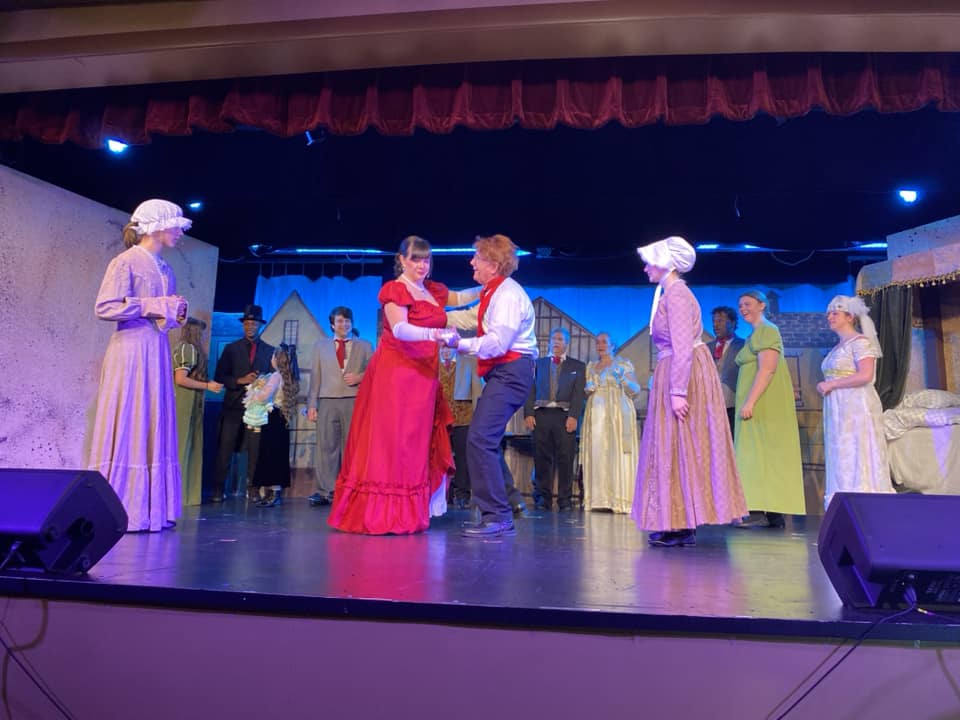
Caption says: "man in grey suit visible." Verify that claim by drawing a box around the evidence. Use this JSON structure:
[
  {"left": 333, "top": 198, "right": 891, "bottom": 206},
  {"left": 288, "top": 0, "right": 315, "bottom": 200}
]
[
  {"left": 306, "top": 306, "right": 373, "bottom": 506},
  {"left": 706, "top": 305, "right": 745, "bottom": 435}
]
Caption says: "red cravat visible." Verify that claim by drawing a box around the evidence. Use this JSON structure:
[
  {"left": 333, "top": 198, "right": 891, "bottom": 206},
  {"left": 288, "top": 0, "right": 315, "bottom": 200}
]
[
  {"left": 335, "top": 339, "right": 347, "bottom": 369},
  {"left": 552, "top": 356, "right": 562, "bottom": 365},
  {"left": 248, "top": 340, "right": 256, "bottom": 365},
  {"left": 714, "top": 337, "right": 727, "bottom": 360}
]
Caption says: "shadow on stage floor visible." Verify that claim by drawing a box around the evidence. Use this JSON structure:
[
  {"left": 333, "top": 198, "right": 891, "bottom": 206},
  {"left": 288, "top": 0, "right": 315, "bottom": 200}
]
[{"left": 2, "top": 500, "right": 958, "bottom": 642}]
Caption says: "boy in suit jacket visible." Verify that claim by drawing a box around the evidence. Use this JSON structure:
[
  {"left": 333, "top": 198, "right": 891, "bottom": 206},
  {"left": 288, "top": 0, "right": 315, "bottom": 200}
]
[
  {"left": 706, "top": 306, "right": 745, "bottom": 435},
  {"left": 212, "top": 304, "right": 275, "bottom": 502},
  {"left": 306, "top": 306, "right": 373, "bottom": 505},
  {"left": 523, "top": 327, "right": 586, "bottom": 511}
]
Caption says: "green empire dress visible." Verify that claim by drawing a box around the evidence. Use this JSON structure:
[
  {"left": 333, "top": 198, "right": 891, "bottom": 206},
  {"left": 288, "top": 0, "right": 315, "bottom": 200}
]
[
  {"left": 172, "top": 341, "right": 206, "bottom": 507},
  {"left": 733, "top": 321, "right": 806, "bottom": 515}
]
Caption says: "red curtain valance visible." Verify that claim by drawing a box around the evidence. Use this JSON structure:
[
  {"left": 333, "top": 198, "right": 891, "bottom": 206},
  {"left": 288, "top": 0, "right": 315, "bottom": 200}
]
[{"left": 3, "top": 53, "right": 960, "bottom": 147}]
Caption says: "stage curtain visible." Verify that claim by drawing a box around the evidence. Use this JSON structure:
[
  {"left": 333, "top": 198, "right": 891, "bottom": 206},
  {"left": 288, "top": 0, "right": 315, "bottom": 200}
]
[
  {"left": 869, "top": 285, "right": 913, "bottom": 410},
  {"left": 3, "top": 53, "right": 960, "bottom": 147}
]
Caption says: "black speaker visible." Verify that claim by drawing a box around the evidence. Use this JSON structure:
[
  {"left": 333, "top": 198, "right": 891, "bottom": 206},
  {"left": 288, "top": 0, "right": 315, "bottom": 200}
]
[
  {"left": 0, "top": 469, "right": 127, "bottom": 575},
  {"left": 818, "top": 492, "right": 960, "bottom": 608}
]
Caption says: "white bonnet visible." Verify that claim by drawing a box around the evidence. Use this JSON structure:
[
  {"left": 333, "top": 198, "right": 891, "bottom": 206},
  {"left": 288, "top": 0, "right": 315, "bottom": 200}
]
[
  {"left": 130, "top": 199, "right": 192, "bottom": 236},
  {"left": 637, "top": 235, "right": 696, "bottom": 273},
  {"left": 827, "top": 294, "right": 869, "bottom": 317}
]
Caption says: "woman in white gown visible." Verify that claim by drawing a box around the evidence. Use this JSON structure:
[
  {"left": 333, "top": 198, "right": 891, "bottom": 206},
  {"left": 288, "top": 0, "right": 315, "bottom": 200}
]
[
  {"left": 816, "top": 295, "right": 892, "bottom": 508},
  {"left": 581, "top": 332, "right": 641, "bottom": 513}
]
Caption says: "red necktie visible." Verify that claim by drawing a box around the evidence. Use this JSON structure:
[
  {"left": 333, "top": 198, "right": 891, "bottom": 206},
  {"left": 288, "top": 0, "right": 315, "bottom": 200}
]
[
  {"left": 714, "top": 337, "right": 726, "bottom": 360},
  {"left": 552, "top": 356, "right": 562, "bottom": 365},
  {"left": 335, "top": 339, "right": 346, "bottom": 369},
  {"left": 248, "top": 341, "right": 256, "bottom": 365}
]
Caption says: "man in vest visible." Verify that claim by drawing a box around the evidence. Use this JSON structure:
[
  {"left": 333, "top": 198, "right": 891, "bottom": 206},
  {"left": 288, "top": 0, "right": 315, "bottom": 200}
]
[
  {"left": 446, "top": 234, "right": 538, "bottom": 538},
  {"left": 523, "top": 327, "right": 586, "bottom": 511}
]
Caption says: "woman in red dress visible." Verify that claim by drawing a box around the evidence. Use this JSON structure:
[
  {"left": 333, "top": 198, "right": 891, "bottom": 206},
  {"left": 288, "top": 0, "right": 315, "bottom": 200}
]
[{"left": 328, "top": 236, "right": 478, "bottom": 534}]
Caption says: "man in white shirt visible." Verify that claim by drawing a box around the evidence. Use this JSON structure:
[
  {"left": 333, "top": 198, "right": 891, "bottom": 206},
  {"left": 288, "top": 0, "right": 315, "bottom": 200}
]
[{"left": 447, "top": 234, "right": 538, "bottom": 538}]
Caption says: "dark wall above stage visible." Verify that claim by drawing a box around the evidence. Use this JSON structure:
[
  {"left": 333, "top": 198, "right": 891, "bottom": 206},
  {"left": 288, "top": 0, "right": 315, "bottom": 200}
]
[{"left": 5, "top": 104, "right": 960, "bottom": 309}]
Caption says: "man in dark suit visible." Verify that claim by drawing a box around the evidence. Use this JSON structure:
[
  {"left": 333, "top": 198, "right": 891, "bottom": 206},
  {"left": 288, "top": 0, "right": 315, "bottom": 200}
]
[
  {"left": 523, "top": 327, "right": 586, "bottom": 511},
  {"left": 211, "top": 304, "right": 275, "bottom": 502},
  {"left": 706, "top": 305, "right": 745, "bottom": 435}
]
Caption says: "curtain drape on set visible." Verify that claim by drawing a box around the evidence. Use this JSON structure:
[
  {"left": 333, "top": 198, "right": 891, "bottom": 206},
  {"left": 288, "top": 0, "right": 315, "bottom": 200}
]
[
  {"left": 869, "top": 285, "right": 913, "bottom": 410},
  {"left": 4, "top": 53, "right": 960, "bottom": 147}
]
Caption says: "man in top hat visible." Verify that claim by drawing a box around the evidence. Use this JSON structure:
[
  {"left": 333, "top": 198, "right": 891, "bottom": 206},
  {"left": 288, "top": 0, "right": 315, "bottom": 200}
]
[{"left": 211, "top": 304, "right": 275, "bottom": 502}]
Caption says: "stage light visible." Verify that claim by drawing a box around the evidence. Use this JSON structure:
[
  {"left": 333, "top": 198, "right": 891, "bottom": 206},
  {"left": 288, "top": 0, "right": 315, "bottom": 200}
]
[
  {"left": 187, "top": 201, "right": 203, "bottom": 211},
  {"left": 258, "top": 246, "right": 533, "bottom": 258},
  {"left": 105, "top": 139, "right": 128, "bottom": 154},
  {"left": 245, "top": 244, "right": 536, "bottom": 261},
  {"left": 898, "top": 189, "right": 919, "bottom": 203},
  {"left": 432, "top": 246, "right": 532, "bottom": 257},
  {"left": 742, "top": 244, "right": 761, "bottom": 250},
  {"left": 295, "top": 247, "right": 385, "bottom": 255},
  {"left": 305, "top": 131, "right": 316, "bottom": 146},
  {"left": 857, "top": 242, "right": 888, "bottom": 250},
  {"left": 695, "top": 243, "right": 720, "bottom": 251}
]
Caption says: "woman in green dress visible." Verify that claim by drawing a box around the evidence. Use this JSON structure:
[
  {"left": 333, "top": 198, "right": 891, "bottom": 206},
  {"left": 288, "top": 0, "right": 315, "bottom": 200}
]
[
  {"left": 172, "top": 318, "right": 223, "bottom": 506},
  {"left": 734, "top": 290, "right": 805, "bottom": 528}
]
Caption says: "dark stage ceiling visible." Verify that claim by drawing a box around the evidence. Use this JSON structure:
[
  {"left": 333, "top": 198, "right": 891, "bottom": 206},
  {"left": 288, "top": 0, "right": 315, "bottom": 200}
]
[{"left": 4, "top": 104, "right": 960, "bottom": 310}]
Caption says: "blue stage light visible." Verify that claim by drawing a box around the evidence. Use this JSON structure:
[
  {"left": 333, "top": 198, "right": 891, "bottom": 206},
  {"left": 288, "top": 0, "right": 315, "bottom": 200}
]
[
  {"left": 187, "top": 201, "right": 203, "bottom": 211},
  {"left": 105, "top": 139, "right": 128, "bottom": 154},
  {"left": 898, "top": 189, "right": 919, "bottom": 203},
  {"left": 857, "top": 242, "right": 888, "bottom": 250},
  {"left": 695, "top": 243, "right": 719, "bottom": 251},
  {"left": 431, "top": 246, "right": 532, "bottom": 257},
  {"left": 267, "top": 246, "right": 533, "bottom": 257},
  {"left": 292, "top": 248, "right": 386, "bottom": 256}
]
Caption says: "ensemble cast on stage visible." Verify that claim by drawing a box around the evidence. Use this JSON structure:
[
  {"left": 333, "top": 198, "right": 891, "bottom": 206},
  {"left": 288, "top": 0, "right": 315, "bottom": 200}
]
[{"left": 88, "top": 198, "right": 896, "bottom": 538}]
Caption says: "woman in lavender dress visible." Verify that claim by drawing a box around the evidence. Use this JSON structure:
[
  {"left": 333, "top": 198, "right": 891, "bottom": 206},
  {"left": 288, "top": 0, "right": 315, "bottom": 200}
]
[
  {"left": 88, "top": 199, "right": 191, "bottom": 532},
  {"left": 631, "top": 236, "right": 747, "bottom": 547}
]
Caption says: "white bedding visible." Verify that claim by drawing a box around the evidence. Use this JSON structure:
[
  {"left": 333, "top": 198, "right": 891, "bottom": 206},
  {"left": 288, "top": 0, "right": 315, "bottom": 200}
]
[
  {"left": 884, "top": 390, "right": 960, "bottom": 493},
  {"left": 883, "top": 389, "right": 960, "bottom": 440},
  {"left": 887, "top": 425, "right": 960, "bottom": 494}
]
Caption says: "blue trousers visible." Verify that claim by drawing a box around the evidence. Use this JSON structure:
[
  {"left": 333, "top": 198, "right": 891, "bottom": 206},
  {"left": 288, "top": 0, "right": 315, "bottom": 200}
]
[{"left": 467, "top": 356, "right": 535, "bottom": 523}]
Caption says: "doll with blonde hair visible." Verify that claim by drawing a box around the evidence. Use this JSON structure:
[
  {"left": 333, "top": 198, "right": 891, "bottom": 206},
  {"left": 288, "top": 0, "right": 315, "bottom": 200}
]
[{"left": 243, "top": 345, "right": 300, "bottom": 507}]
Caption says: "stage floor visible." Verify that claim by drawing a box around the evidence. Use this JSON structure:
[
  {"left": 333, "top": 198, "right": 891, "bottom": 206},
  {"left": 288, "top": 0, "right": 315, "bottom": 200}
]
[{"left": 2, "top": 501, "right": 959, "bottom": 642}]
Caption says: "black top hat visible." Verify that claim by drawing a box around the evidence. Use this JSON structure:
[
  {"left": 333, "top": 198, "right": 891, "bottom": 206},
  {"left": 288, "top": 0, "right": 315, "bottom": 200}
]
[{"left": 239, "top": 304, "right": 266, "bottom": 324}]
